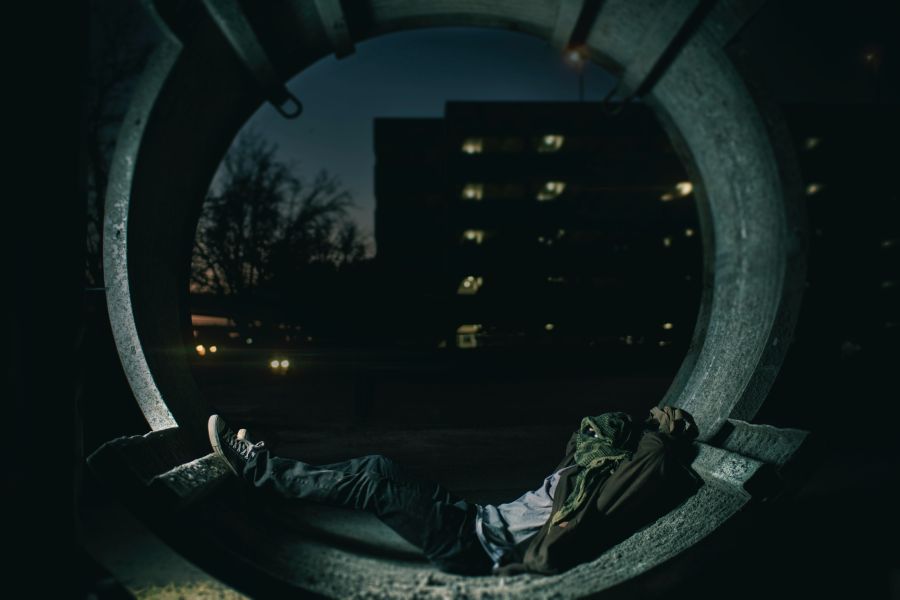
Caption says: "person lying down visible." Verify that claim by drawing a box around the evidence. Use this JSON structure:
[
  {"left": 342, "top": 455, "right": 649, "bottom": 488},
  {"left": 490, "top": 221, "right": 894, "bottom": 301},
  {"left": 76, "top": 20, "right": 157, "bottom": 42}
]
[{"left": 208, "top": 406, "right": 701, "bottom": 575}]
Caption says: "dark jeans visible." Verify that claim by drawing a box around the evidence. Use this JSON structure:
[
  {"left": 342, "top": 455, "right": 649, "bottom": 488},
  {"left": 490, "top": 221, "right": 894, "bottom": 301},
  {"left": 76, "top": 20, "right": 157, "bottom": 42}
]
[{"left": 241, "top": 449, "right": 493, "bottom": 575}]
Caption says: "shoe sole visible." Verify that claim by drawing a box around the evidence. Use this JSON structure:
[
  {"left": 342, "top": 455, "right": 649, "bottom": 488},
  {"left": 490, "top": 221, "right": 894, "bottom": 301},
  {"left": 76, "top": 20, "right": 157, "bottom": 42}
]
[{"left": 207, "top": 414, "right": 240, "bottom": 476}]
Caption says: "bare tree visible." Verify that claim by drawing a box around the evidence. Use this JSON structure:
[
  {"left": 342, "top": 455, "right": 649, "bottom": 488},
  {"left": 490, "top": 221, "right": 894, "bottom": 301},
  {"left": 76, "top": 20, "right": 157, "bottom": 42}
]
[{"left": 191, "top": 131, "right": 366, "bottom": 307}]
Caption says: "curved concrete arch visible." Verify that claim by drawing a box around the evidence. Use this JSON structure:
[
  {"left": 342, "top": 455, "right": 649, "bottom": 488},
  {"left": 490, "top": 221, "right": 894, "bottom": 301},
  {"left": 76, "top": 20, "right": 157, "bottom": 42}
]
[{"left": 101, "top": 0, "right": 807, "bottom": 596}]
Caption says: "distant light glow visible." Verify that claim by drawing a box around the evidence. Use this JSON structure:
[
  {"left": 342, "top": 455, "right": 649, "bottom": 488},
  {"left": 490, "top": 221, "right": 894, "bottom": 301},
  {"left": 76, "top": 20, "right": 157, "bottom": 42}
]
[
  {"left": 564, "top": 46, "right": 587, "bottom": 67},
  {"left": 662, "top": 322, "right": 674, "bottom": 330},
  {"left": 191, "top": 314, "right": 231, "bottom": 327},
  {"left": 537, "top": 181, "right": 566, "bottom": 201},
  {"left": 462, "top": 229, "right": 485, "bottom": 244},
  {"left": 882, "top": 239, "right": 897, "bottom": 248},
  {"left": 245, "top": 338, "right": 253, "bottom": 345},
  {"left": 660, "top": 192, "right": 675, "bottom": 202},
  {"left": 228, "top": 331, "right": 240, "bottom": 339},
  {"left": 544, "top": 323, "right": 555, "bottom": 331},
  {"left": 684, "top": 228, "right": 695, "bottom": 238},
  {"left": 280, "top": 359, "right": 290, "bottom": 368},
  {"left": 663, "top": 236, "right": 673, "bottom": 248},
  {"left": 805, "top": 183, "right": 824, "bottom": 195},
  {"left": 209, "top": 345, "right": 218, "bottom": 353},
  {"left": 658, "top": 340, "right": 671, "bottom": 347},
  {"left": 537, "top": 134, "right": 565, "bottom": 153},
  {"left": 461, "top": 138, "right": 483, "bottom": 154},
  {"left": 546, "top": 275, "right": 566, "bottom": 284},
  {"left": 270, "top": 359, "right": 280, "bottom": 368},
  {"left": 882, "top": 280, "right": 897, "bottom": 289},
  {"left": 804, "top": 137, "right": 821, "bottom": 150},
  {"left": 462, "top": 183, "right": 484, "bottom": 201},
  {"left": 675, "top": 181, "right": 693, "bottom": 197},
  {"left": 195, "top": 344, "right": 206, "bottom": 357}
]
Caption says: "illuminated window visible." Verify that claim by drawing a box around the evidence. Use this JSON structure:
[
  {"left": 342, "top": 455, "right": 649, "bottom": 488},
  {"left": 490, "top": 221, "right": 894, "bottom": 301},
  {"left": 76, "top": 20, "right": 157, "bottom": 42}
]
[
  {"left": 461, "top": 229, "right": 485, "bottom": 244},
  {"left": 662, "top": 236, "right": 673, "bottom": 248},
  {"left": 461, "top": 183, "right": 484, "bottom": 201},
  {"left": 537, "top": 181, "right": 566, "bottom": 201},
  {"left": 675, "top": 181, "right": 693, "bottom": 197},
  {"left": 662, "top": 322, "right": 674, "bottom": 330},
  {"left": 805, "top": 183, "right": 825, "bottom": 196},
  {"left": 456, "top": 324, "right": 482, "bottom": 349},
  {"left": 804, "top": 137, "right": 821, "bottom": 150},
  {"left": 537, "top": 134, "right": 565, "bottom": 153},
  {"left": 457, "top": 275, "right": 484, "bottom": 295},
  {"left": 461, "top": 138, "right": 483, "bottom": 154}
]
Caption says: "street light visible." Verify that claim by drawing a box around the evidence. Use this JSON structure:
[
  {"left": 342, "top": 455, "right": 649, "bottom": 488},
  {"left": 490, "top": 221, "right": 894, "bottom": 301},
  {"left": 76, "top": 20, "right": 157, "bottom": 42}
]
[{"left": 563, "top": 45, "right": 587, "bottom": 102}]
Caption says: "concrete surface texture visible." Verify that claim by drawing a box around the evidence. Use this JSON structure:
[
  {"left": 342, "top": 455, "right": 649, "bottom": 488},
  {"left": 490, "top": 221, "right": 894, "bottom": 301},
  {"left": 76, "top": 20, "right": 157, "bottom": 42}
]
[{"left": 97, "top": 0, "right": 809, "bottom": 596}]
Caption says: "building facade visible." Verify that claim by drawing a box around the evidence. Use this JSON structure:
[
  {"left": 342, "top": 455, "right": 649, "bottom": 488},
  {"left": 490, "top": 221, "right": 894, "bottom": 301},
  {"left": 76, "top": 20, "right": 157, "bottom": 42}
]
[{"left": 374, "top": 101, "right": 703, "bottom": 361}]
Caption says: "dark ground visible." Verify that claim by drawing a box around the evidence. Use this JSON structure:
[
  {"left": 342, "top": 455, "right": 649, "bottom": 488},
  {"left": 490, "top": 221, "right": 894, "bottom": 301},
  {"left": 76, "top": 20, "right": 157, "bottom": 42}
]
[{"left": 73, "top": 299, "right": 900, "bottom": 598}]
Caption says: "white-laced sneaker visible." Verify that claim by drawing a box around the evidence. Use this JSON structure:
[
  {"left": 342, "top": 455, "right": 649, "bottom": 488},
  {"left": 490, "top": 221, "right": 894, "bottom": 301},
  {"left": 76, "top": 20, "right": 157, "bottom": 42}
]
[{"left": 207, "top": 414, "right": 266, "bottom": 476}]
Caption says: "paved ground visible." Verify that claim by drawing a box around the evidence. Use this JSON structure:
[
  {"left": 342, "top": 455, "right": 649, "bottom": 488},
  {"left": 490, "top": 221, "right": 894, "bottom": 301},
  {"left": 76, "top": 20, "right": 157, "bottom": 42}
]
[{"left": 79, "top": 356, "right": 900, "bottom": 599}]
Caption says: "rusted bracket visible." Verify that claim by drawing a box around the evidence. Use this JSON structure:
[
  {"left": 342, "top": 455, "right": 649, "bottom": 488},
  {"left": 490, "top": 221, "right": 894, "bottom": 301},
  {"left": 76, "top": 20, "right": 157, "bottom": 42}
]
[
  {"left": 201, "top": 0, "right": 303, "bottom": 118},
  {"left": 311, "top": 0, "right": 355, "bottom": 59}
]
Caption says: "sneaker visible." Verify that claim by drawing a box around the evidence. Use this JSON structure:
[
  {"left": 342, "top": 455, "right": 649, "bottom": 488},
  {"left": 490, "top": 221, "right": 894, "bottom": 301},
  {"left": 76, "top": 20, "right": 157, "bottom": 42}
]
[{"left": 208, "top": 414, "right": 266, "bottom": 476}]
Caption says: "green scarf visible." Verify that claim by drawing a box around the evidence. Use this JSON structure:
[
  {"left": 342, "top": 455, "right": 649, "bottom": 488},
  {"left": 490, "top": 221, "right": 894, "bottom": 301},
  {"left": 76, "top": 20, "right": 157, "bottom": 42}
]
[{"left": 551, "top": 412, "right": 635, "bottom": 525}]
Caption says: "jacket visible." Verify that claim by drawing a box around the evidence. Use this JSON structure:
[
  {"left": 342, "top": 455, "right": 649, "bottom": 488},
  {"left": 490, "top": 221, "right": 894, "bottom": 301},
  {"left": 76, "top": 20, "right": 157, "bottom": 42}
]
[{"left": 494, "top": 426, "right": 700, "bottom": 575}]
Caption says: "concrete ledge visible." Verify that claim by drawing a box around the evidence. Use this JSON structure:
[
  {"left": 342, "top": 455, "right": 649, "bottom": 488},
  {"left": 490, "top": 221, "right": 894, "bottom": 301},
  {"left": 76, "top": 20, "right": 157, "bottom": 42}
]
[
  {"left": 717, "top": 418, "right": 810, "bottom": 467},
  {"left": 151, "top": 453, "right": 231, "bottom": 509},
  {"left": 91, "top": 428, "right": 784, "bottom": 598}
]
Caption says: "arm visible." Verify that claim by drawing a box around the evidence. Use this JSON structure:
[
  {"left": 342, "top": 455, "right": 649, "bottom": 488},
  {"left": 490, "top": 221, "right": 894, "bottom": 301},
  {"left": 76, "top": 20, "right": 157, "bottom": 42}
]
[{"left": 519, "top": 432, "right": 697, "bottom": 574}]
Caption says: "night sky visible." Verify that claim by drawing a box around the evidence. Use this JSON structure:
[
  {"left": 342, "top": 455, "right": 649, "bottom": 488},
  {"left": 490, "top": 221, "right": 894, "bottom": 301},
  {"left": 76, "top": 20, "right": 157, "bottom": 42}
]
[
  {"left": 235, "top": 28, "right": 616, "bottom": 251},
  {"left": 230, "top": 0, "right": 897, "bottom": 253}
]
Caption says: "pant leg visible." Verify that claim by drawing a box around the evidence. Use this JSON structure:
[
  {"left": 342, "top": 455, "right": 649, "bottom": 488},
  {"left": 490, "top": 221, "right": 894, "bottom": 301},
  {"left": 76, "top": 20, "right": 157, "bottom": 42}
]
[{"left": 241, "top": 449, "right": 492, "bottom": 575}]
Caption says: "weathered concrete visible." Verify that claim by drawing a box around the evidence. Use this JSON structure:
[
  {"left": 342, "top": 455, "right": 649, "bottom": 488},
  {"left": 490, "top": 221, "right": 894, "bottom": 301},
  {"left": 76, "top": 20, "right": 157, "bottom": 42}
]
[
  {"left": 89, "top": 419, "right": 809, "bottom": 599},
  {"left": 717, "top": 418, "right": 810, "bottom": 467},
  {"left": 99, "top": 0, "right": 809, "bottom": 596}
]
